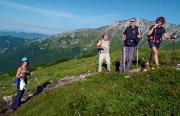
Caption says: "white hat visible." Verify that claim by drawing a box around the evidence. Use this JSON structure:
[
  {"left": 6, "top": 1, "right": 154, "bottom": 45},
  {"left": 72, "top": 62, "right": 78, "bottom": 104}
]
[{"left": 130, "top": 18, "right": 136, "bottom": 22}]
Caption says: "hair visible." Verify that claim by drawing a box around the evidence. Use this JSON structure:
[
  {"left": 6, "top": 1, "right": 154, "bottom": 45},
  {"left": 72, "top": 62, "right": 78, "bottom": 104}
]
[
  {"left": 156, "top": 16, "right": 165, "bottom": 25},
  {"left": 19, "top": 61, "right": 29, "bottom": 67},
  {"left": 101, "top": 34, "right": 107, "bottom": 39}
]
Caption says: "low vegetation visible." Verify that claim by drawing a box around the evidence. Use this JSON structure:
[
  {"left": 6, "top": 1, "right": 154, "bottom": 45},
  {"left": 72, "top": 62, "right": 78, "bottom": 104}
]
[{"left": 0, "top": 48, "right": 180, "bottom": 115}]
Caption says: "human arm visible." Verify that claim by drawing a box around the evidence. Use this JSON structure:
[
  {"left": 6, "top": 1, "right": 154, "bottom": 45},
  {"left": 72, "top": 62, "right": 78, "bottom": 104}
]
[
  {"left": 97, "top": 45, "right": 104, "bottom": 49},
  {"left": 121, "top": 34, "right": 126, "bottom": 41},
  {"left": 16, "top": 68, "right": 23, "bottom": 79},
  {"left": 108, "top": 46, "right": 110, "bottom": 51},
  {"left": 137, "top": 27, "right": 142, "bottom": 39},
  {"left": 137, "top": 34, "right": 142, "bottom": 39},
  {"left": 121, "top": 27, "right": 127, "bottom": 41},
  {"left": 30, "top": 72, "right": 34, "bottom": 75},
  {"left": 163, "top": 33, "right": 177, "bottom": 39},
  {"left": 148, "top": 24, "right": 159, "bottom": 35},
  {"left": 97, "top": 40, "right": 104, "bottom": 49},
  {"left": 26, "top": 69, "right": 34, "bottom": 76},
  {"left": 163, "top": 33, "right": 171, "bottom": 39}
]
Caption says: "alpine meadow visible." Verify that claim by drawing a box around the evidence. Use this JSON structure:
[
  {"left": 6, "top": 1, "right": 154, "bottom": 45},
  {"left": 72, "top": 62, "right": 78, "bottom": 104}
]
[
  {"left": 0, "top": 19, "right": 180, "bottom": 73},
  {"left": 0, "top": 18, "right": 180, "bottom": 115}
]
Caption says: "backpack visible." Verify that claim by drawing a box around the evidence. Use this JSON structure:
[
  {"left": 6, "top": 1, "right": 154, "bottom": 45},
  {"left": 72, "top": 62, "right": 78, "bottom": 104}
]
[
  {"left": 96, "top": 39, "right": 103, "bottom": 50},
  {"left": 125, "top": 26, "right": 140, "bottom": 47},
  {"left": 96, "top": 39, "right": 110, "bottom": 51},
  {"left": 13, "top": 77, "right": 19, "bottom": 85}
]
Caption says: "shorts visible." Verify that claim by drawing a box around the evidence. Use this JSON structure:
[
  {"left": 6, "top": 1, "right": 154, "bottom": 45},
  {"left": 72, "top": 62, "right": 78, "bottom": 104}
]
[{"left": 148, "top": 41, "right": 160, "bottom": 49}]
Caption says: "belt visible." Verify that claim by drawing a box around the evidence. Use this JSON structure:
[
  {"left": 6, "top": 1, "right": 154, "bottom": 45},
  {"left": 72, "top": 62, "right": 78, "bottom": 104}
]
[{"left": 150, "top": 40, "right": 162, "bottom": 43}]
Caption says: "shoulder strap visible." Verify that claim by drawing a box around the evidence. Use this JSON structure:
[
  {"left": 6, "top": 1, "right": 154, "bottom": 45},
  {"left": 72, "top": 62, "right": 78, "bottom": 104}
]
[
  {"left": 97, "top": 39, "right": 102, "bottom": 48},
  {"left": 100, "top": 39, "right": 102, "bottom": 45},
  {"left": 153, "top": 29, "right": 156, "bottom": 41}
]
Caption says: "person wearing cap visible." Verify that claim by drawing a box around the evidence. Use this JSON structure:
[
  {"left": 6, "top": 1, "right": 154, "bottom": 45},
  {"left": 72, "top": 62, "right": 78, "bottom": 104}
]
[
  {"left": 119, "top": 18, "right": 142, "bottom": 72},
  {"left": 97, "top": 34, "right": 111, "bottom": 72},
  {"left": 10, "top": 57, "right": 34, "bottom": 111},
  {"left": 145, "top": 16, "right": 176, "bottom": 70}
]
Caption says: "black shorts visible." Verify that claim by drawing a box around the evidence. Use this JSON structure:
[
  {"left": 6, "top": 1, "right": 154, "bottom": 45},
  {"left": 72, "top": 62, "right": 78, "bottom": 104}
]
[{"left": 148, "top": 41, "right": 160, "bottom": 49}]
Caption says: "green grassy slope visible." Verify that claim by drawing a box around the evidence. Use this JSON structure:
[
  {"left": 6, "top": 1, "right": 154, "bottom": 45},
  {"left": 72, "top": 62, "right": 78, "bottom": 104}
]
[{"left": 0, "top": 48, "right": 180, "bottom": 115}]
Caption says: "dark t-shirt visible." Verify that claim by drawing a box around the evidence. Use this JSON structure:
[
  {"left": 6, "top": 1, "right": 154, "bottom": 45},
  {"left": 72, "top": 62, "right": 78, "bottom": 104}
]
[
  {"left": 149, "top": 25, "right": 166, "bottom": 40},
  {"left": 123, "top": 26, "right": 140, "bottom": 47},
  {"left": 123, "top": 26, "right": 140, "bottom": 40}
]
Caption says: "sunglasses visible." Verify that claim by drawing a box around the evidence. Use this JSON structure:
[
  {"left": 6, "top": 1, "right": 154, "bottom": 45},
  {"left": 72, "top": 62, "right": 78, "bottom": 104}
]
[
  {"left": 130, "top": 21, "right": 135, "bottom": 22},
  {"left": 158, "top": 20, "right": 163, "bottom": 22}
]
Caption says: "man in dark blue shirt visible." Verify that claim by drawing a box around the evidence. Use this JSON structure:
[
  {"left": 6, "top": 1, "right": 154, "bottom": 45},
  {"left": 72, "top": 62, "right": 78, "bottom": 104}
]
[{"left": 119, "top": 18, "right": 142, "bottom": 72}]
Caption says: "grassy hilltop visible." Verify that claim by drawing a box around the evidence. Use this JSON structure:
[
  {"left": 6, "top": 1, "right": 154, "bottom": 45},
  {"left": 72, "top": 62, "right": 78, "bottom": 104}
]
[{"left": 0, "top": 48, "right": 180, "bottom": 115}]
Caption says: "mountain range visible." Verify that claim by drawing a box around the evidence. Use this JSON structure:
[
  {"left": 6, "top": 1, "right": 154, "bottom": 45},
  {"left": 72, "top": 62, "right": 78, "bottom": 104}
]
[
  {"left": 0, "top": 18, "right": 180, "bottom": 73},
  {"left": 0, "top": 31, "right": 50, "bottom": 39}
]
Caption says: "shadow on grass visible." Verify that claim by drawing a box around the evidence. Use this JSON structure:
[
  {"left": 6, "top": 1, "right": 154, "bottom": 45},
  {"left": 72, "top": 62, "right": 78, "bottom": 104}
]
[{"left": 21, "top": 81, "right": 52, "bottom": 104}]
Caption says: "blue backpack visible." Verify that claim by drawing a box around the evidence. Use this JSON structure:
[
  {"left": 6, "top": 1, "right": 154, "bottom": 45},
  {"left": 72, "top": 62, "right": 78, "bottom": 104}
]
[{"left": 13, "top": 77, "right": 19, "bottom": 85}]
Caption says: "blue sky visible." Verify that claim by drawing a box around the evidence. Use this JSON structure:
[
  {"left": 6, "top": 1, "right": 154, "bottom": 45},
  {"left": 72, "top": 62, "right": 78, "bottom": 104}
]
[{"left": 0, "top": 0, "right": 179, "bottom": 35}]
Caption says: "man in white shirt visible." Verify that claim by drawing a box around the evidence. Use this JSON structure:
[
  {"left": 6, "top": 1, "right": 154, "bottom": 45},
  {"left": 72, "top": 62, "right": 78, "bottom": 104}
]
[{"left": 97, "top": 34, "right": 111, "bottom": 72}]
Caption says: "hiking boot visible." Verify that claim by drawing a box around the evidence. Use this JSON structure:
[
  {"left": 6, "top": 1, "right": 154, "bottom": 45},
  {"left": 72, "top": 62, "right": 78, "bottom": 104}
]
[
  {"left": 156, "top": 65, "right": 160, "bottom": 69},
  {"left": 145, "top": 63, "right": 150, "bottom": 70},
  {"left": 10, "top": 108, "right": 17, "bottom": 112}
]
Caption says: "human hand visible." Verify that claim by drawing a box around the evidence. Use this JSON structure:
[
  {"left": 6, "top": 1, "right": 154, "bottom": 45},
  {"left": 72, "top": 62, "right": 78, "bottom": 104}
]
[
  {"left": 30, "top": 72, "right": 34, "bottom": 76},
  {"left": 122, "top": 37, "right": 126, "bottom": 41},
  {"left": 153, "top": 24, "right": 159, "bottom": 28},
  {"left": 20, "top": 73, "right": 25, "bottom": 77},
  {"left": 170, "top": 33, "right": 177, "bottom": 40},
  {"left": 137, "top": 34, "right": 142, "bottom": 39},
  {"left": 19, "top": 73, "right": 24, "bottom": 80}
]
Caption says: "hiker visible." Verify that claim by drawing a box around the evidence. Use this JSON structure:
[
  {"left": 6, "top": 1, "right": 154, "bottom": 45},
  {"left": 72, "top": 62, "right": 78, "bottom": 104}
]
[
  {"left": 145, "top": 16, "right": 176, "bottom": 70},
  {"left": 10, "top": 57, "right": 34, "bottom": 111},
  {"left": 97, "top": 34, "right": 111, "bottom": 72},
  {"left": 119, "top": 18, "right": 142, "bottom": 72}
]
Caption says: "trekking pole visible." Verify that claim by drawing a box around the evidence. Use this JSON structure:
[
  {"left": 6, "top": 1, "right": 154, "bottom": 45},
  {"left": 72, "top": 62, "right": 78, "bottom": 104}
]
[
  {"left": 172, "top": 35, "right": 179, "bottom": 63},
  {"left": 172, "top": 39, "right": 175, "bottom": 63},
  {"left": 34, "top": 75, "right": 44, "bottom": 90},
  {"left": 136, "top": 46, "right": 139, "bottom": 69},
  {"left": 123, "top": 45, "right": 126, "bottom": 73},
  {"left": 136, "top": 39, "right": 142, "bottom": 70},
  {"left": 171, "top": 33, "right": 179, "bottom": 63},
  {"left": 34, "top": 75, "right": 40, "bottom": 85}
]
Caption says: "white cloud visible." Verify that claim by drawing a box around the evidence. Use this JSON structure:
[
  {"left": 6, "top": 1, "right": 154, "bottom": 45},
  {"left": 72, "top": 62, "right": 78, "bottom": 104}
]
[
  {"left": 0, "top": 1, "right": 119, "bottom": 22},
  {"left": 0, "top": 1, "right": 84, "bottom": 21},
  {"left": 0, "top": 1, "right": 120, "bottom": 34},
  {"left": 0, "top": 18, "right": 69, "bottom": 34}
]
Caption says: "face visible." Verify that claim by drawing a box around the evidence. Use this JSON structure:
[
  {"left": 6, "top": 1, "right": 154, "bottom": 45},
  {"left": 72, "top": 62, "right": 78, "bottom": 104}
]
[
  {"left": 157, "top": 19, "right": 163, "bottom": 25},
  {"left": 23, "top": 61, "right": 28, "bottom": 66},
  {"left": 103, "top": 35, "right": 108, "bottom": 41},
  {"left": 130, "top": 21, "right": 135, "bottom": 27}
]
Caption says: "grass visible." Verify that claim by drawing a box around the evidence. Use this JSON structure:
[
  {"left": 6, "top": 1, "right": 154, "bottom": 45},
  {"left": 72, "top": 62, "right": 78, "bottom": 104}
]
[{"left": 0, "top": 48, "right": 180, "bottom": 115}]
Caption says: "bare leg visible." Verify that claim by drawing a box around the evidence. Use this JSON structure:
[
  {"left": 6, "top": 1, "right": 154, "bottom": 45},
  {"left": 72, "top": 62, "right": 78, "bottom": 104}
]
[
  {"left": 151, "top": 47, "right": 159, "bottom": 66},
  {"left": 148, "top": 51, "right": 154, "bottom": 64}
]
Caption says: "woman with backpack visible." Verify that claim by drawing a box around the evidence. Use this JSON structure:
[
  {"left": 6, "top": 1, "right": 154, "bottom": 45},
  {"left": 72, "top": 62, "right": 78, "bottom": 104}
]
[
  {"left": 145, "top": 17, "right": 176, "bottom": 70},
  {"left": 10, "top": 57, "right": 34, "bottom": 111}
]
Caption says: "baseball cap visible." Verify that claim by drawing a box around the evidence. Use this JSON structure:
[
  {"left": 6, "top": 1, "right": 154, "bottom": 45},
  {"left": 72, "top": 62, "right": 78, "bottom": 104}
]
[
  {"left": 130, "top": 18, "right": 136, "bottom": 22},
  {"left": 21, "top": 57, "right": 28, "bottom": 62}
]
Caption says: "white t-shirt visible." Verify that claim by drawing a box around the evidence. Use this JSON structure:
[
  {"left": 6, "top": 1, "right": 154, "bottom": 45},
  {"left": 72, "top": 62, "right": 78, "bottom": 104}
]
[{"left": 97, "top": 39, "right": 110, "bottom": 53}]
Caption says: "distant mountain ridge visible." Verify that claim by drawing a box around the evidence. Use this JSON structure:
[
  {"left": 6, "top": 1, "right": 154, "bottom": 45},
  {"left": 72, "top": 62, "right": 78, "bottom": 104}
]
[
  {"left": 0, "top": 18, "right": 180, "bottom": 73},
  {"left": 0, "top": 36, "right": 28, "bottom": 53},
  {"left": 0, "top": 31, "right": 50, "bottom": 39}
]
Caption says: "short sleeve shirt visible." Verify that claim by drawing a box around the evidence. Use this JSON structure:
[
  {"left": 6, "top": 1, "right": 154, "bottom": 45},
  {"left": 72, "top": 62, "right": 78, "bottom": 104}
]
[
  {"left": 97, "top": 39, "right": 110, "bottom": 53},
  {"left": 149, "top": 25, "right": 166, "bottom": 40}
]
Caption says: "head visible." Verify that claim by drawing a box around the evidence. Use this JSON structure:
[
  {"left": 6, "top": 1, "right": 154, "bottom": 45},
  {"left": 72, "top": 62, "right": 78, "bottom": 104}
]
[
  {"left": 20, "top": 57, "right": 29, "bottom": 67},
  {"left": 130, "top": 18, "right": 136, "bottom": 27},
  {"left": 101, "top": 34, "right": 108, "bottom": 41},
  {"left": 156, "top": 16, "right": 165, "bottom": 25}
]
